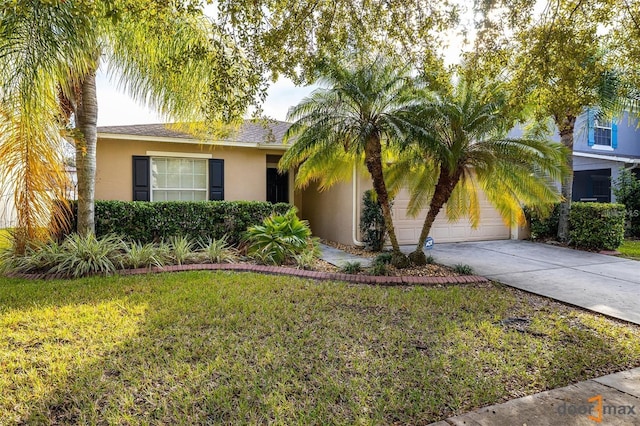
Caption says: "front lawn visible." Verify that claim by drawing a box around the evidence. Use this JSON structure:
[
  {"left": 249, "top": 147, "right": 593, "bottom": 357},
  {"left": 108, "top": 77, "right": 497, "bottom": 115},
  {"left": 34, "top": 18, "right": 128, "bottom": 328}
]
[
  {"left": 2, "top": 272, "right": 640, "bottom": 424},
  {"left": 618, "top": 239, "right": 640, "bottom": 260}
]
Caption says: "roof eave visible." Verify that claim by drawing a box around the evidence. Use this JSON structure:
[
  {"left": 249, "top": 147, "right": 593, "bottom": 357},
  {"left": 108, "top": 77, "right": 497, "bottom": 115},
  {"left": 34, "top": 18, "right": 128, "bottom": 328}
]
[{"left": 98, "top": 132, "right": 289, "bottom": 150}]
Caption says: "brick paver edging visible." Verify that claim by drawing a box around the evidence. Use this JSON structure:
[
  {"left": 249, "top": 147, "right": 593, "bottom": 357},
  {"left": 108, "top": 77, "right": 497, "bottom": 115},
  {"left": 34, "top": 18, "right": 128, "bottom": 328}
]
[{"left": 5, "top": 263, "right": 489, "bottom": 285}]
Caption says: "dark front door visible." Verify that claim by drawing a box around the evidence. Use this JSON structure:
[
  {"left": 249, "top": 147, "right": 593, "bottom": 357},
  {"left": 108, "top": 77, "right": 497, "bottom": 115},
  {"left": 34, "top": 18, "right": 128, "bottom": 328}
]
[{"left": 267, "top": 168, "right": 289, "bottom": 203}]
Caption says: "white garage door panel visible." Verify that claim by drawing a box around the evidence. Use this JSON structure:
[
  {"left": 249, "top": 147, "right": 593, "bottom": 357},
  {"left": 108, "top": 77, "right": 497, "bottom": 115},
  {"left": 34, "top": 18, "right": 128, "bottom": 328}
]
[{"left": 392, "top": 189, "right": 510, "bottom": 245}]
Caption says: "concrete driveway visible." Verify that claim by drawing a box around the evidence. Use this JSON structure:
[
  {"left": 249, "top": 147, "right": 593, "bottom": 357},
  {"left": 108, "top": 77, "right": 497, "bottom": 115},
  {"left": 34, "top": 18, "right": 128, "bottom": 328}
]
[{"left": 407, "top": 240, "right": 640, "bottom": 325}]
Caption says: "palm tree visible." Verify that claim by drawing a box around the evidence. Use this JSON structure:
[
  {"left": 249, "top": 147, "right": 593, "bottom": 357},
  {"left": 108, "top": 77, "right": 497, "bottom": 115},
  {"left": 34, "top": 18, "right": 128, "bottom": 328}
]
[
  {"left": 279, "top": 55, "right": 426, "bottom": 267},
  {"left": 0, "top": 1, "right": 260, "bottom": 245},
  {"left": 388, "top": 75, "right": 568, "bottom": 265}
]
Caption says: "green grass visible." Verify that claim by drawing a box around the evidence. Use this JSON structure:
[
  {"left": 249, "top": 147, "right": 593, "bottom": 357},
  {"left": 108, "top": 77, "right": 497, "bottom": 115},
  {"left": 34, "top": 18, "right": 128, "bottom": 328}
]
[
  {"left": 2, "top": 272, "right": 640, "bottom": 424},
  {"left": 618, "top": 239, "right": 640, "bottom": 260}
]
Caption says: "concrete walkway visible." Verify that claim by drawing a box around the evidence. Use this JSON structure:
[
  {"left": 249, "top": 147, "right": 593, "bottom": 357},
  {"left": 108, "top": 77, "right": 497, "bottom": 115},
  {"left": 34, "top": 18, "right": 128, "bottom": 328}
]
[
  {"left": 432, "top": 368, "right": 640, "bottom": 425},
  {"left": 319, "top": 243, "right": 372, "bottom": 267},
  {"left": 408, "top": 240, "right": 640, "bottom": 325}
]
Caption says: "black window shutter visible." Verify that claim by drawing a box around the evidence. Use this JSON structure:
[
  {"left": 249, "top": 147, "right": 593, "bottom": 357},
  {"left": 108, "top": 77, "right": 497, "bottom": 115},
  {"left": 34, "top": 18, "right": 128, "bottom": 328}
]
[
  {"left": 209, "top": 159, "right": 224, "bottom": 201},
  {"left": 132, "top": 156, "right": 150, "bottom": 201}
]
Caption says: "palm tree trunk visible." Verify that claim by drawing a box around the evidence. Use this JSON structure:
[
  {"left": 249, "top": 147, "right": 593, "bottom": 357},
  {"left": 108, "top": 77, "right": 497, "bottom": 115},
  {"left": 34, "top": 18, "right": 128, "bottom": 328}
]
[
  {"left": 363, "top": 137, "right": 405, "bottom": 264},
  {"left": 556, "top": 115, "right": 576, "bottom": 242},
  {"left": 75, "top": 69, "right": 98, "bottom": 235},
  {"left": 410, "top": 166, "right": 463, "bottom": 265}
]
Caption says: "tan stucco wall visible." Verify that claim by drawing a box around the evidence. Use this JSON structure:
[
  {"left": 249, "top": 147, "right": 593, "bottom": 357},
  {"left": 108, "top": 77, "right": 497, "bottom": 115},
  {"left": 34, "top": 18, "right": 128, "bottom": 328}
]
[
  {"left": 96, "top": 138, "right": 288, "bottom": 202},
  {"left": 301, "top": 179, "right": 355, "bottom": 245}
]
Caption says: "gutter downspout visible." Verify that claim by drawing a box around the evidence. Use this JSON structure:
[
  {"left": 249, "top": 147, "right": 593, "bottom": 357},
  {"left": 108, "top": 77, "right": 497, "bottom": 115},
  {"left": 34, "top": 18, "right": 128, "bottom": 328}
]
[{"left": 352, "top": 165, "right": 364, "bottom": 246}]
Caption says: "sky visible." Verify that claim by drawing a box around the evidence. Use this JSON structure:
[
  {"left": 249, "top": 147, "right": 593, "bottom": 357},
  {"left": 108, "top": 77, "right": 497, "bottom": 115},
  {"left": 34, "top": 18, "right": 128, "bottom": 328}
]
[{"left": 95, "top": 72, "right": 316, "bottom": 126}]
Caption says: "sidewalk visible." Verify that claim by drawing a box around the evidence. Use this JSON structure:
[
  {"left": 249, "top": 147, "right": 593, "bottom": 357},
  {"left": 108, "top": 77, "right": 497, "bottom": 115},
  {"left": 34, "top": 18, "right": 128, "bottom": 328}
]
[
  {"left": 431, "top": 368, "right": 640, "bottom": 425},
  {"left": 318, "top": 243, "right": 373, "bottom": 267}
]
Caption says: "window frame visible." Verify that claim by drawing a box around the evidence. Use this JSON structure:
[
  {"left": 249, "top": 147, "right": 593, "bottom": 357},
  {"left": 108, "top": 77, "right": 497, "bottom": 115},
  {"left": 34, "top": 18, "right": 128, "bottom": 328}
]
[
  {"left": 150, "top": 156, "right": 209, "bottom": 202},
  {"left": 593, "top": 119, "right": 612, "bottom": 147}
]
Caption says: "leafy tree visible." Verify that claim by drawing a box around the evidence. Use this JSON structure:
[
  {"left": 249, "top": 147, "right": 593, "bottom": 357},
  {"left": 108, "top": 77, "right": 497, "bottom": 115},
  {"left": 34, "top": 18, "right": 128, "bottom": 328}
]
[
  {"left": 215, "top": 0, "right": 458, "bottom": 84},
  {"left": 279, "top": 55, "right": 428, "bottom": 267},
  {"left": 474, "top": 1, "right": 626, "bottom": 242},
  {"left": 387, "top": 73, "right": 567, "bottom": 265},
  {"left": 0, "top": 0, "right": 261, "bottom": 246}
]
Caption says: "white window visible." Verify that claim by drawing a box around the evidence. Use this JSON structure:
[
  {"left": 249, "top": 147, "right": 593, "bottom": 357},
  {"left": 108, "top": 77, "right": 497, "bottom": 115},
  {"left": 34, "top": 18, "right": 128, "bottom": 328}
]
[
  {"left": 151, "top": 157, "right": 207, "bottom": 201},
  {"left": 594, "top": 119, "right": 612, "bottom": 147}
]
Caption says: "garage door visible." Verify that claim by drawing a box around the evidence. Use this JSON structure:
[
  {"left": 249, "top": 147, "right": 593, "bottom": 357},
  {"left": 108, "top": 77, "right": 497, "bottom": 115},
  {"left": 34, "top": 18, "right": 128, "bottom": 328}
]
[{"left": 392, "top": 188, "right": 511, "bottom": 245}]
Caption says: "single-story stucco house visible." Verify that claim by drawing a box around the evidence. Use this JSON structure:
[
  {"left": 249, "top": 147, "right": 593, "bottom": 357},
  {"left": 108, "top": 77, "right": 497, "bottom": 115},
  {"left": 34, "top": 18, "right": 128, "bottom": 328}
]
[{"left": 95, "top": 121, "right": 523, "bottom": 247}]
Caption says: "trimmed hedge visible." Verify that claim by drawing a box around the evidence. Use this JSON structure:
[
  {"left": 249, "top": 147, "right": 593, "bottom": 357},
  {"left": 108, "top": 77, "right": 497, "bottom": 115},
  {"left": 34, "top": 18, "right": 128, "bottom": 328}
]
[
  {"left": 63, "top": 201, "right": 291, "bottom": 245},
  {"left": 525, "top": 204, "right": 560, "bottom": 241},
  {"left": 568, "top": 202, "right": 625, "bottom": 251}
]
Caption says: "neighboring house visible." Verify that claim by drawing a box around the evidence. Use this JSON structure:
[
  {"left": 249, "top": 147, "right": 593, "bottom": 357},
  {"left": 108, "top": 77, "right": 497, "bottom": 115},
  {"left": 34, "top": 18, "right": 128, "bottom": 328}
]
[
  {"left": 96, "top": 121, "right": 521, "bottom": 246},
  {"left": 509, "top": 111, "right": 640, "bottom": 204},
  {"left": 572, "top": 111, "right": 640, "bottom": 202}
]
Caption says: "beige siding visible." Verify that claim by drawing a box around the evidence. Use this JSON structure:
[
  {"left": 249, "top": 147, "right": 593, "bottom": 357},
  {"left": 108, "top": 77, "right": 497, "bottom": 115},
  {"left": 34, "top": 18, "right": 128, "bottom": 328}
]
[
  {"left": 301, "top": 179, "right": 354, "bottom": 246},
  {"left": 96, "top": 138, "right": 286, "bottom": 202}
]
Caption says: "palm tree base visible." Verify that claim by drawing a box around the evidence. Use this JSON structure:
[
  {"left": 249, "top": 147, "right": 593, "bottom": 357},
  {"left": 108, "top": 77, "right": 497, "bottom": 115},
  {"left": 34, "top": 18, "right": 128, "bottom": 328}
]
[
  {"left": 391, "top": 251, "right": 411, "bottom": 269},
  {"left": 408, "top": 250, "right": 427, "bottom": 266}
]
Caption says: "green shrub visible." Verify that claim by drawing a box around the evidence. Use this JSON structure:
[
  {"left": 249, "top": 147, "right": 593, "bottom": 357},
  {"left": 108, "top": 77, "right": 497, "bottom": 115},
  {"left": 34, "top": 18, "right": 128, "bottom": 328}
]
[
  {"left": 294, "top": 239, "right": 321, "bottom": 270},
  {"left": 453, "top": 264, "right": 474, "bottom": 275},
  {"left": 166, "top": 235, "right": 198, "bottom": 265},
  {"left": 569, "top": 202, "right": 625, "bottom": 251},
  {"left": 525, "top": 204, "right": 560, "bottom": 240},
  {"left": 123, "top": 241, "right": 166, "bottom": 269},
  {"left": 373, "top": 251, "right": 393, "bottom": 265},
  {"left": 613, "top": 168, "right": 640, "bottom": 237},
  {"left": 244, "top": 208, "right": 312, "bottom": 265},
  {"left": 340, "top": 261, "right": 362, "bottom": 274},
  {"left": 426, "top": 255, "right": 435, "bottom": 265},
  {"left": 61, "top": 200, "right": 291, "bottom": 245},
  {"left": 198, "top": 236, "right": 238, "bottom": 264},
  {"left": 360, "top": 190, "right": 387, "bottom": 251},
  {"left": 369, "top": 262, "right": 388, "bottom": 276}
]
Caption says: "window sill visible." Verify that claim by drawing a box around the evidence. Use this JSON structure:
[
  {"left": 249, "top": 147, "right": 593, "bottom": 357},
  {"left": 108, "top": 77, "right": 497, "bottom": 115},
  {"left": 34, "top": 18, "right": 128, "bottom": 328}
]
[{"left": 591, "top": 145, "right": 614, "bottom": 151}]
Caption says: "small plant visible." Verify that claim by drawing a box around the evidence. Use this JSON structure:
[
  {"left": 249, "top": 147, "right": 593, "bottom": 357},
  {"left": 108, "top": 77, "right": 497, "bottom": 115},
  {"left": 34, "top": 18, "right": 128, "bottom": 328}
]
[
  {"left": 453, "top": 264, "right": 474, "bottom": 275},
  {"left": 198, "top": 236, "right": 238, "bottom": 263},
  {"left": 294, "top": 238, "right": 321, "bottom": 270},
  {"left": 360, "top": 190, "right": 387, "bottom": 251},
  {"left": 340, "top": 261, "right": 362, "bottom": 274},
  {"left": 244, "top": 208, "right": 312, "bottom": 265},
  {"left": 369, "top": 262, "right": 388, "bottom": 276},
  {"left": 373, "top": 252, "right": 393, "bottom": 265},
  {"left": 123, "top": 241, "right": 165, "bottom": 269},
  {"left": 426, "top": 255, "right": 435, "bottom": 264},
  {"left": 53, "top": 233, "right": 125, "bottom": 278},
  {"left": 166, "top": 235, "right": 197, "bottom": 265}
]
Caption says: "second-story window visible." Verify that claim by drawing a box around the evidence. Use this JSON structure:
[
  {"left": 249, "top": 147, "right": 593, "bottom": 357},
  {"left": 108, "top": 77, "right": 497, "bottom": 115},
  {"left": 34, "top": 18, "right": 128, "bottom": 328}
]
[{"left": 594, "top": 119, "right": 612, "bottom": 147}]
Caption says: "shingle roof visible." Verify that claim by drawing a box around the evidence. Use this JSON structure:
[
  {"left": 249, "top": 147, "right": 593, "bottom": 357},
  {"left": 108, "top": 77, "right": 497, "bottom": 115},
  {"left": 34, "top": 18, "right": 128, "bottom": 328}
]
[{"left": 97, "top": 120, "right": 291, "bottom": 145}]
